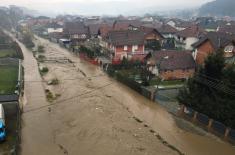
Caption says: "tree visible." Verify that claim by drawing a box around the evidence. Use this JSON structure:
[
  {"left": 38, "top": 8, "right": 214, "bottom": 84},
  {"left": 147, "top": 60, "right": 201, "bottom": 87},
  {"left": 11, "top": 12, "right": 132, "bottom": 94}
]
[
  {"left": 204, "top": 50, "right": 225, "bottom": 79},
  {"left": 146, "top": 40, "right": 161, "bottom": 51},
  {"left": 178, "top": 51, "right": 235, "bottom": 128},
  {"left": 22, "top": 32, "right": 35, "bottom": 48}
]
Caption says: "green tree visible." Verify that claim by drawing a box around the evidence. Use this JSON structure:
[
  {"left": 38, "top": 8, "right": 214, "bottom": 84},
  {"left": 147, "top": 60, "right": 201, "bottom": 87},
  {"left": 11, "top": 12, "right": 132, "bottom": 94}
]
[
  {"left": 178, "top": 51, "right": 235, "bottom": 128},
  {"left": 146, "top": 40, "right": 161, "bottom": 51}
]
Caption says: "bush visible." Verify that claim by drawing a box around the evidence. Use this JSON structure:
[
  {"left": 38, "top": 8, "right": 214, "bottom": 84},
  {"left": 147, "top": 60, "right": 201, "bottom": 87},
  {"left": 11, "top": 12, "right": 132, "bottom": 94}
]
[
  {"left": 38, "top": 45, "right": 45, "bottom": 53},
  {"left": 45, "top": 89, "right": 54, "bottom": 102},
  {"left": 38, "top": 55, "right": 46, "bottom": 62},
  {"left": 48, "top": 78, "right": 59, "bottom": 85},
  {"left": 40, "top": 66, "right": 49, "bottom": 75}
]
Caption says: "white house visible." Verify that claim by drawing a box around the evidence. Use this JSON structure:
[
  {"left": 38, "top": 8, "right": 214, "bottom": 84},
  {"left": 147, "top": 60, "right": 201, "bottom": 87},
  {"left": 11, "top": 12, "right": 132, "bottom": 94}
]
[
  {"left": 174, "top": 25, "right": 204, "bottom": 50},
  {"left": 47, "top": 23, "right": 63, "bottom": 34}
]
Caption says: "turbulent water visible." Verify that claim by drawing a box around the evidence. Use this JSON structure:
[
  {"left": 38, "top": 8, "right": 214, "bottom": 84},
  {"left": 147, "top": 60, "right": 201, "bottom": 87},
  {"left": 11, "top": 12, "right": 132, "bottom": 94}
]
[{"left": 11, "top": 34, "right": 235, "bottom": 155}]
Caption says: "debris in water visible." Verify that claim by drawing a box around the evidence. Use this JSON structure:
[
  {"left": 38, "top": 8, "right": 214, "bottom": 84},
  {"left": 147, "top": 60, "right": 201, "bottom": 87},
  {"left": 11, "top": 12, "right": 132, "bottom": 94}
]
[
  {"left": 106, "top": 95, "right": 112, "bottom": 98},
  {"left": 144, "top": 124, "right": 148, "bottom": 128},
  {"left": 133, "top": 117, "right": 143, "bottom": 123}
]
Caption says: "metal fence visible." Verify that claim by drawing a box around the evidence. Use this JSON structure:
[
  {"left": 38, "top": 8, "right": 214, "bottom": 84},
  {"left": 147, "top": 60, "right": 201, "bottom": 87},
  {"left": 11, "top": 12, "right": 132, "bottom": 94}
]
[
  {"left": 212, "top": 121, "right": 226, "bottom": 135},
  {"left": 196, "top": 113, "right": 210, "bottom": 126}
]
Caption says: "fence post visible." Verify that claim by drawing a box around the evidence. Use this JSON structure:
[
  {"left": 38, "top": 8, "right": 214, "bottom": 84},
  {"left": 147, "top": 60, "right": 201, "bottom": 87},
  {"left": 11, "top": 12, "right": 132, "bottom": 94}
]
[
  {"left": 224, "top": 128, "right": 231, "bottom": 140},
  {"left": 177, "top": 104, "right": 185, "bottom": 116},
  {"left": 192, "top": 111, "right": 198, "bottom": 122},
  {"left": 207, "top": 119, "right": 213, "bottom": 131}
]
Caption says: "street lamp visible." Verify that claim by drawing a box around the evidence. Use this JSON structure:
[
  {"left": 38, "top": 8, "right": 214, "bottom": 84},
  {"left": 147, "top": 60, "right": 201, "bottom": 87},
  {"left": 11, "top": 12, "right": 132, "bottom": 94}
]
[{"left": 156, "top": 56, "right": 169, "bottom": 89}]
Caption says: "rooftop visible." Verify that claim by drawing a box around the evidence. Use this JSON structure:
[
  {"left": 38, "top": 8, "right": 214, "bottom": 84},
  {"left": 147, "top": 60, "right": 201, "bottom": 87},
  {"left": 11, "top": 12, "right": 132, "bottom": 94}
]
[{"left": 106, "top": 30, "right": 145, "bottom": 46}]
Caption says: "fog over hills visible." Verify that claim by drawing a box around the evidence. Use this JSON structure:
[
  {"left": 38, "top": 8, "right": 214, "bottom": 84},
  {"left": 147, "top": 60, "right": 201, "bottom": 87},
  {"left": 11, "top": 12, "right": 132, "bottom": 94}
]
[
  {"left": 0, "top": 0, "right": 211, "bottom": 17},
  {"left": 200, "top": 0, "right": 235, "bottom": 17}
]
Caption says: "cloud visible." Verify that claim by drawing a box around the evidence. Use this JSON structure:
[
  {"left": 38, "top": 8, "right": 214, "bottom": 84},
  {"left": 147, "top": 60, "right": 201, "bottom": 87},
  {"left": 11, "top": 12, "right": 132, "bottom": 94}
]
[{"left": 1, "top": 0, "right": 213, "bottom": 15}]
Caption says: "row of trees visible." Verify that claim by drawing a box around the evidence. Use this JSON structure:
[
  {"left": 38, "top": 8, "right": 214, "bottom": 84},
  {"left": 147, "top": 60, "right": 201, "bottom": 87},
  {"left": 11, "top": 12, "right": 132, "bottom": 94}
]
[
  {"left": 79, "top": 45, "right": 102, "bottom": 59},
  {"left": 178, "top": 51, "right": 235, "bottom": 128}
]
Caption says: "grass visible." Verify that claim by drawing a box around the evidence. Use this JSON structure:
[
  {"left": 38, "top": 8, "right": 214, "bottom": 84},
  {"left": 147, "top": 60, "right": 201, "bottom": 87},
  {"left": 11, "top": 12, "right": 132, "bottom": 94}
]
[
  {"left": 0, "top": 49, "right": 17, "bottom": 58},
  {"left": 149, "top": 78, "right": 185, "bottom": 87},
  {"left": 160, "top": 80, "right": 185, "bottom": 86},
  {"left": 0, "top": 66, "right": 18, "bottom": 94}
]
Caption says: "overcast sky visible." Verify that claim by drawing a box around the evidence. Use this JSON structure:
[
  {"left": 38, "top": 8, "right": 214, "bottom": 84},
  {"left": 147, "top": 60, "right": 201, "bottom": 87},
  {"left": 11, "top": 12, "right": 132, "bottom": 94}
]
[{"left": 1, "top": 0, "right": 214, "bottom": 15}]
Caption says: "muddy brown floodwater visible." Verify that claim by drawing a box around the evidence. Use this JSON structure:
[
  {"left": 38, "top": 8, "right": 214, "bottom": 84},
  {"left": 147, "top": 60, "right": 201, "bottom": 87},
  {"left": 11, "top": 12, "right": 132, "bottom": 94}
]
[{"left": 9, "top": 33, "right": 235, "bottom": 155}]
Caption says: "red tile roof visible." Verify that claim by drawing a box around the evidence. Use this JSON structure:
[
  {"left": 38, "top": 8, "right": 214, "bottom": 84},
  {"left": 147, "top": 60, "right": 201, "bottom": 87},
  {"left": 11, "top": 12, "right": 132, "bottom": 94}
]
[
  {"left": 150, "top": 50, "right": 196, "bottom": 70},
  {"left": 113, "top": 20, "right": 142, "bottom": 30},
  {"left": 158, "top": 24, "right": 178, "bottom": 34},
  {"left": 106, "top": 30, "right": 145, "bottom": 46},
  {"left": 176, "top": 25, "right": 205, "bottom": 38}
]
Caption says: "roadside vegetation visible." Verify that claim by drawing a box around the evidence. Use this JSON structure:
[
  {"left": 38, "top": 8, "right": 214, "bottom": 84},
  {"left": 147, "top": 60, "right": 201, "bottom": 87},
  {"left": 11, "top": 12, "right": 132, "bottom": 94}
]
[
  {"left": 37, "top": 55, "right": 46, "bottom": 62},
  {"left": 45, "top": 89, "right": 61, "bottom": 102},
  {"left": 37, "top": 45, "right": 45, "bottom": 53},
  {"left": 47, "top": 78, "right": 59, "bottom": 85},
  {"left": 39, "top": 66, "right": 49, "bottom": 75}
]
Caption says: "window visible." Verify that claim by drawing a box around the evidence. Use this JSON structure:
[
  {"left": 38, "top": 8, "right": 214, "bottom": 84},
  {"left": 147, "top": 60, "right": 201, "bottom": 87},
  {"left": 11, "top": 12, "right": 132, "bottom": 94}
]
[
  {"left": 224, "top": 45, "right": 234, "bottom": 53},
  {"left": 132, "top": 45, "right": 138, "bottom": 52},
  {"left": 124, "top": 45, "right": 128, "bottom": 51}
]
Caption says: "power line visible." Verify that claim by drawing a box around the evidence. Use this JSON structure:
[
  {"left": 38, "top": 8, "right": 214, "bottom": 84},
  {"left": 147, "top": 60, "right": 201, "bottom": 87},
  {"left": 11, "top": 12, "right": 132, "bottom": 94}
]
[
  {"left": 193, "top": 75, "right": 235, "bottom": 96},
  {"left": 0, "top": 74, "right": 106, "bottom": 83},
  {"left": 22, "top": 82, "right": 114, "bottom": 114}
]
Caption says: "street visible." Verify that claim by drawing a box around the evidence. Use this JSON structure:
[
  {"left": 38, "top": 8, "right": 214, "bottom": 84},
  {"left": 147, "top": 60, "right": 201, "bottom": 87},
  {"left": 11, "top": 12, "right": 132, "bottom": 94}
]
[{"left": 15, "top": 35, "right": 235, "bottom": 155}]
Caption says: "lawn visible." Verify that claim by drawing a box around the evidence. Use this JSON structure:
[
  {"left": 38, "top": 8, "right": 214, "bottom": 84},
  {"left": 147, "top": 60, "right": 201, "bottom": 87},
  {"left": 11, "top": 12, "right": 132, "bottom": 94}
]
[
  {"left": 150, "top": 78, "right": 186, "bottom": 87},
  {"left": 0, "top": 66, "right": 18, "bottom": 94},
  {"left": 159, "top": 80, "right": 186, "bottom": 86},
  {"left": 0, "top": 48, "right": 17, "bottom": 58}
]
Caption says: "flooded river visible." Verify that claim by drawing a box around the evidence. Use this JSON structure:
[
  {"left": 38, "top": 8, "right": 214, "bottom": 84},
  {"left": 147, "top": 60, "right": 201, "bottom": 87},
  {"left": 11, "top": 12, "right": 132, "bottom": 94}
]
[{"left": 11, "top": 34, "right": 235, "bottom": 155}]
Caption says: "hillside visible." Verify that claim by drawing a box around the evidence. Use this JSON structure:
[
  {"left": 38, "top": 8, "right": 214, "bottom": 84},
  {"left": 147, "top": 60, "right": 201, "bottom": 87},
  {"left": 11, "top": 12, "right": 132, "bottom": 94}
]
[{"left": 200, "top": 0, "right": 235, "bottom": 17}]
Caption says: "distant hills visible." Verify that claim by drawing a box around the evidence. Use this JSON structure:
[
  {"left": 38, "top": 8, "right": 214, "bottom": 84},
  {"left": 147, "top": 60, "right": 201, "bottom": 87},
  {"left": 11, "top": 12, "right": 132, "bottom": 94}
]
[{"left": 200, "top": 0, "right": 235, "bottom": 17}]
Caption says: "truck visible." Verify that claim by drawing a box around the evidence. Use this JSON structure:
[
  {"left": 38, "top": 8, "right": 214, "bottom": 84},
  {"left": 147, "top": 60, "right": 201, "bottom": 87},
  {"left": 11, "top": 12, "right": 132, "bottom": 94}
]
[{"left": 0, "top": 104, "right": 6, "bottom": 141}]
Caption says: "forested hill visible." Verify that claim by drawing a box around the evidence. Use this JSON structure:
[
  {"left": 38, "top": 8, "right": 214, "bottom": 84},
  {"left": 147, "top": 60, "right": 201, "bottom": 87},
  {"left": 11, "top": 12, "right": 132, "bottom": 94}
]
[{"left": 200, "top": 0, "right": 235, "bottom": 17}]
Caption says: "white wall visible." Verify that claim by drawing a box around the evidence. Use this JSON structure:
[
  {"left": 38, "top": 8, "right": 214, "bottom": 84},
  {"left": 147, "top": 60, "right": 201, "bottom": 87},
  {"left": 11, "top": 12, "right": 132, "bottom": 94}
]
[
  {"left": 185, "top": 37, "right": 198, "bottom": 50},
  {"left": 47, "top": 28, "right": 63, "bottom": 34}
]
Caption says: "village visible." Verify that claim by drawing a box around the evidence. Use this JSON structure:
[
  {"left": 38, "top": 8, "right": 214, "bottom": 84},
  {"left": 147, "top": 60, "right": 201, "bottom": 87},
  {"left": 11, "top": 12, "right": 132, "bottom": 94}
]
[{"left": 0, "top": 4, "right": 235, "bottom": 155}]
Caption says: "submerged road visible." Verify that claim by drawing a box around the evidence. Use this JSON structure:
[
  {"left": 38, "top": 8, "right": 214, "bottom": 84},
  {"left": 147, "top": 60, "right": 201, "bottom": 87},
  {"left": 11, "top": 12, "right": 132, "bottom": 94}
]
[{"left": 7, "top": 32, "right": 235, "bottom": 155}]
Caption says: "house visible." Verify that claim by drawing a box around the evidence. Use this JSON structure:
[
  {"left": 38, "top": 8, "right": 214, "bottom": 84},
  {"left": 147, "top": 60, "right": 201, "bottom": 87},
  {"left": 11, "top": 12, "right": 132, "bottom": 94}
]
[
  {"left": 104, "top": 30, "right": 146, "bottom": 62},
  {"left": 113, "top": 20, "right": 142, "bottom": 30},
  {"left": 49, "top": 32, "right": 64, "bottom": 43},
  {"left": 63, "top": 22, "right": 90, "bottom": 44},
  {"left": 46, "top": 22, "right": 63, "bottom": 34},
  {"left": 146, "top": 51, "right": 196, "bottom": 80},
  {"left": 166, "top": 19, "right": 193, "bottom": 31},
  {"left": 192, "top": 32, "right": 235, "bottom": 65},
  {"left": 88, "top": 24, "right": 103, "bottom": 38},
  {"left": 140, "top": 26, "right": 164, "bottom": 41},
  {"left": 158, "top": 24, "right": 178, "bottom": 38},
  {"left": 217, "top": 24, "right": 235, "bottom": 35},
  {"left": 139, "top": 26, "right": 164, "bottom": 50},
  {"left": 175, "top": 25, "right": 205, "bottom": 50},
  {"left": 196, "top": 17, "right": 218, "bottom": 32}
]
